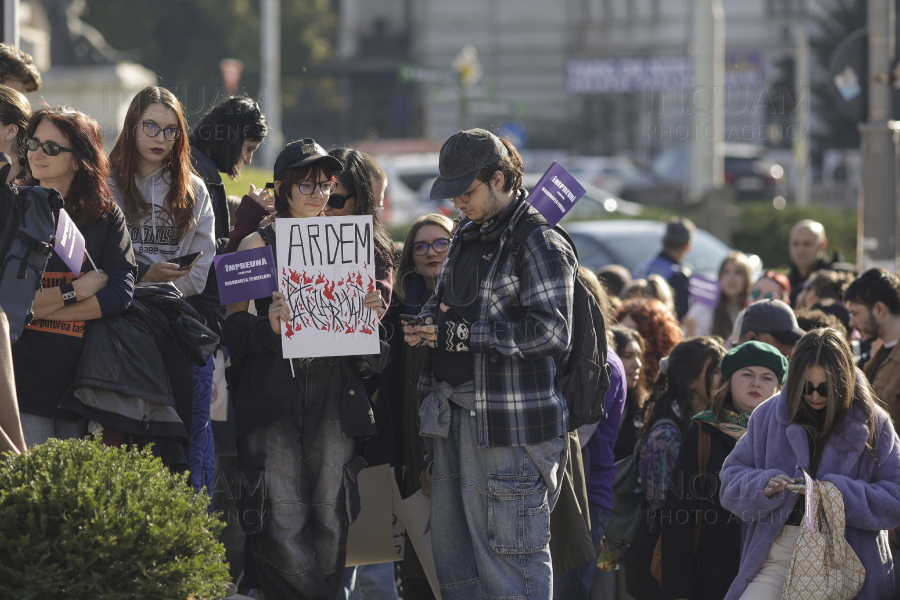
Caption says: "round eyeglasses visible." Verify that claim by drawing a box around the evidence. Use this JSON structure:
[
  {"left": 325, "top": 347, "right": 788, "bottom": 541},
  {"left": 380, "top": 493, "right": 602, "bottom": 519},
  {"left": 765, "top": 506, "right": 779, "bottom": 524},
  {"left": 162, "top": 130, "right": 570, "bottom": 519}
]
[
  {"left": 280, "top": 179, "right": 337, "bottom": 196},
  {"left": 25, "top": 138, "right": 75, "bottom": 156},
  {"left": 141, "top": 121, "right": 182, "bottom": 141},
  {"left": 412, "top": 238, "right": 451, "bottom": 256}
]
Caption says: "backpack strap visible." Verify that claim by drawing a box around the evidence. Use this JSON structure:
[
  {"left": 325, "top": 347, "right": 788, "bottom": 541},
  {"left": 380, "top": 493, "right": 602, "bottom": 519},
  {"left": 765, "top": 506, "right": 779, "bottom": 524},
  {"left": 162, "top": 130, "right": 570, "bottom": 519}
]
[
  {"left": 509, "top": 211, "right": 579, "bottom": 278},
  {"left": 693, "top": 424, "right": 712, "bottom": 553}
]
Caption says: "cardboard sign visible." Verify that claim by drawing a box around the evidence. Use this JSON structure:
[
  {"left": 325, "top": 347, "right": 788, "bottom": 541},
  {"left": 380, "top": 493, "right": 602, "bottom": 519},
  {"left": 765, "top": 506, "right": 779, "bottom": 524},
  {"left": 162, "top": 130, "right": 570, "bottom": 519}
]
[
  {"left": 54, "top": 208, "right": 85, "bottom": 277},
  {"left": 396, "top": 490, "right": 442, "bottom": 599},
  {"left": 275, "top": 216, "right": 380, "bottom": 358},
  {"left": 214, "top": 245, "right": 278, "bottom": 305},
  {"left": 345, "top": 465, "right": 399, "bottom": 567},
  {"left": 528, "top": 162, "right": 586, "bottom": 227}
]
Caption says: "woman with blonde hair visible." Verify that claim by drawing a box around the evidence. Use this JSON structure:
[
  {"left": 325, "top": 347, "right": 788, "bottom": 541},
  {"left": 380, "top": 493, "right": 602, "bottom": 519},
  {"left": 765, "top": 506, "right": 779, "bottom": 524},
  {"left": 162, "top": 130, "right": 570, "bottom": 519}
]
[
  {"left": 721, "top": 328, "right": 900, "bottom": 599},
  {"left": 380, "top": 212, "right": 454, "bottom": 599}
]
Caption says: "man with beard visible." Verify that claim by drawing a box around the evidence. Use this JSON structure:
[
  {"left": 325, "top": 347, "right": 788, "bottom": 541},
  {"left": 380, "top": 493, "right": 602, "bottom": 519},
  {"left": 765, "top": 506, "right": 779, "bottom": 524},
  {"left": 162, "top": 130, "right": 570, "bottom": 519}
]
[
  {"left": 844, "top": 268, "right": 900, "bottom": 425},
  {"left": 403, "top": 129, "right": 577, "bottom": 600}
]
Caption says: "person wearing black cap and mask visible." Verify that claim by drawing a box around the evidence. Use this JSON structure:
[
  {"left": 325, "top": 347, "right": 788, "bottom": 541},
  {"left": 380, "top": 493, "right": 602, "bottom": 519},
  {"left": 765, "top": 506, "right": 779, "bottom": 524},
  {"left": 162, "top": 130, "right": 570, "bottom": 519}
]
[
  {"left": 403, "top": 129, "right": 578, "bottom": 599},
  {"left": 632, "top": 216, "right": 695, "bottom": 320},
  {"left": 222, "top": 139, "right": 383, "bottom": 600},
  {"left": 736, "top": 298, "right": 806, "bottom": 357}
]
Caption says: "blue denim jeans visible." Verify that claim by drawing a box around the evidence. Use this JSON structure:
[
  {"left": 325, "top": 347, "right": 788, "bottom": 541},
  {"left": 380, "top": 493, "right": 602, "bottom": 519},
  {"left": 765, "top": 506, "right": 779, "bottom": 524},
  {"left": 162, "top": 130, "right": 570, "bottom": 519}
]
[
  {"left": 191, "top": 354, "right": 215, "bottom": 496},
  {"left": 235, "top": 360, "right": 363, "bottom": 600},
  {"left": 431, "top": 406, "right": 556, "bottom": 600}
]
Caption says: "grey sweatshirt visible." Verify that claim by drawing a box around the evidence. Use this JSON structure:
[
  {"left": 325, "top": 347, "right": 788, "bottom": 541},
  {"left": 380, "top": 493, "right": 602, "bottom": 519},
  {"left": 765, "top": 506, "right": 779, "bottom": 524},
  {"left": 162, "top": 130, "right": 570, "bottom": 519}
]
[{"left": 110, "top": 167, "right": 215, "bottom": 297}]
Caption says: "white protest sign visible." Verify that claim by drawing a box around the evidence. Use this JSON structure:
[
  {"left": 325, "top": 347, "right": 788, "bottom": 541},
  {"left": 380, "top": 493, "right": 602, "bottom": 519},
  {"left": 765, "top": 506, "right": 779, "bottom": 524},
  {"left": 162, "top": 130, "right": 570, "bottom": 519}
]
[{"left": 275, "top": 216, "right": 380, "bottom": 358}]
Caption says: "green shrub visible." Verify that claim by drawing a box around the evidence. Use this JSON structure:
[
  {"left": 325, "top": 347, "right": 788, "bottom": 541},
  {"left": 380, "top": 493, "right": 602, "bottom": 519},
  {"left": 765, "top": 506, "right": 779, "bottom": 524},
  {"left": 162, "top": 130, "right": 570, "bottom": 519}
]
[{"left": 0, "top": 438, "right": 229, "bottom": 599}]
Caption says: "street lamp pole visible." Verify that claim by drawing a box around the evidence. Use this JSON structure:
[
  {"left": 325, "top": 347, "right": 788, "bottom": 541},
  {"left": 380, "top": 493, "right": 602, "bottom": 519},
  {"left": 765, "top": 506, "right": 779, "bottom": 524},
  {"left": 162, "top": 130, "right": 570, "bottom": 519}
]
[{"left": 261, "top": 0, "right": 283, "bottom": 169}]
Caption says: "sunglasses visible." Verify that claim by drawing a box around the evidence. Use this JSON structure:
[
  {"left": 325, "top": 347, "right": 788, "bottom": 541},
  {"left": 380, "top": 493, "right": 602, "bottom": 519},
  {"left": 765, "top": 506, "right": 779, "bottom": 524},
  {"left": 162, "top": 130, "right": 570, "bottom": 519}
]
[
  {"left": 25, "top": 137, "right": 75, "bottom": 156},
  {"left": 803, "top": 381, "right": 829, "bottom": 397},
  {"left": 141, "top": 121, "right": 182, "bottom": 142},
  {"left": 412, "top": 238, "right": 451, "bottom": 256},
  {"left": 750, "top": 289, "right": 775, "bottom": 301},
  {"left": 328, "top": 193, "right": 353, "bottom": 209}
]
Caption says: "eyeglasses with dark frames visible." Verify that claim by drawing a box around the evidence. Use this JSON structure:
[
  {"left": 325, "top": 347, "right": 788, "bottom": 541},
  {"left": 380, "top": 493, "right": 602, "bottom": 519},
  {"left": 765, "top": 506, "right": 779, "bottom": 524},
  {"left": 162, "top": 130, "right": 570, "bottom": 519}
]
[
  {"left": 25, "top": 137, "right": 75, "bottom": 157},
  {"left": 141, "top": 121, "right": 182, "bottom": 142},
  {"left": 279, "top": 179, "right": 337, "bottom": 196},
  {"left": 412, "top": 238, "right": 451, "bottom": 256},
  {"left": 456, "top": 179, "right": 487, "bottom": 202}
]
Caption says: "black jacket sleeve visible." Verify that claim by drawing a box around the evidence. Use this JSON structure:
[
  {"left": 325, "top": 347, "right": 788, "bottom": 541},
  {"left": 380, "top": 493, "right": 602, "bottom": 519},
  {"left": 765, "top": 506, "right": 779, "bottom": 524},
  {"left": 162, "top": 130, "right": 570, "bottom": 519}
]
[
  {"left": 671, "top": 270, "right": 691, "bottom": 321},
  {"left": 223, "top": 308, "right": 282, "bottom": 359},
  {"left": 661, "top": 423, "right": 701, "bottom": 600}
]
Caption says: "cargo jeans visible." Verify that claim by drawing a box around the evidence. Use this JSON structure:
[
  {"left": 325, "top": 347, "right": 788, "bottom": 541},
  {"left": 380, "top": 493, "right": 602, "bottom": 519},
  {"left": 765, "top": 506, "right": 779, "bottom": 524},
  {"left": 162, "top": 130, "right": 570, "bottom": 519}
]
[{"left": 234, "top": 360, "right": 366, "bottom": 600}]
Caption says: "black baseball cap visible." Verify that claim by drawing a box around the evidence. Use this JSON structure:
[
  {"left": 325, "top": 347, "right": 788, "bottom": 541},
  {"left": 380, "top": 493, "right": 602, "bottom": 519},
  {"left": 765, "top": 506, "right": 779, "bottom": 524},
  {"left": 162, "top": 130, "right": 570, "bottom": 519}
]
[
  {"left": 430, "top": 128, "right": 508, "bottom": 200},
  {"left": 267, "top": 138, "right": 343, "bottom": 187},
  {"left": 740, "top": 299, "right": 806, "bottom": 345}
]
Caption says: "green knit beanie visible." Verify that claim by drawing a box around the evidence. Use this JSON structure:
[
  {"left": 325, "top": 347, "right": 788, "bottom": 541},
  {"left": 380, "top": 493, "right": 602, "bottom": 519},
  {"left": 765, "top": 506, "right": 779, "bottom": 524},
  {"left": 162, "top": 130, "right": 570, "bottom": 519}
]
[{"left": 720, "top": 341, "right": 788, "bottom": 384}]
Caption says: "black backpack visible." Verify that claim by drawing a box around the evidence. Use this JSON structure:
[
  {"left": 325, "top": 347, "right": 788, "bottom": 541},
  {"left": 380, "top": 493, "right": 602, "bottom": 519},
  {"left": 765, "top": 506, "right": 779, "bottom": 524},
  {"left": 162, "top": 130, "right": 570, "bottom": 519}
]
[
  {"left": 510, "top": 211, "right": 610, "bottom": 431},
  {"left": 0, "top": 163, "right": 65, "bottom": 344}
]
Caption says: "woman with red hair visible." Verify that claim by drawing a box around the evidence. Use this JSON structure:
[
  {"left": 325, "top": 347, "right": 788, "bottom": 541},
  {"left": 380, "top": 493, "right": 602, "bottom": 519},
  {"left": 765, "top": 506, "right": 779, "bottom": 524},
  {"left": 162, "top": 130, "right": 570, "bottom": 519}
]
[
  {"left": 614, "top": 297, "right": 683, "bottom": 381},
  {"left": 13, "top": 106, "right": 136, "bottom": 447}
]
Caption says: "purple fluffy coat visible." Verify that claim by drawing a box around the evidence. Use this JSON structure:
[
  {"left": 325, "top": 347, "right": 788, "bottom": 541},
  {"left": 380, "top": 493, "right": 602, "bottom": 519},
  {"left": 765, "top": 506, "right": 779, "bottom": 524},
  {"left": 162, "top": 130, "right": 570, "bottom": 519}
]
[{"left": 720, "top": 373, "right": 900, "bottom": 600}]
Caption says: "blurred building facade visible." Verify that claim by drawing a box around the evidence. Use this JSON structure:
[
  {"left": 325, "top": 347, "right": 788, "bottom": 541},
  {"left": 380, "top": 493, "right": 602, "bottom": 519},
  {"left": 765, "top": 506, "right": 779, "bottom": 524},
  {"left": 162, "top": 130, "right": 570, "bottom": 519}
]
[{"left": 334, "top": 0, "right": 810, "bottom": 158}]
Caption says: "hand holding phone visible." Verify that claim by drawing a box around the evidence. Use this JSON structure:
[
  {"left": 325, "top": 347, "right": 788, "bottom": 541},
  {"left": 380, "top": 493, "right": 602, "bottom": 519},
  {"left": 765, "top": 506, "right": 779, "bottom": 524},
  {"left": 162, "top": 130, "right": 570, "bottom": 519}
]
[
  {"left": 399, "top": 313, "right": 423, "bottom": 325},
  {"left": 171, "top": 251, "right": 202, "bottom": 270}
]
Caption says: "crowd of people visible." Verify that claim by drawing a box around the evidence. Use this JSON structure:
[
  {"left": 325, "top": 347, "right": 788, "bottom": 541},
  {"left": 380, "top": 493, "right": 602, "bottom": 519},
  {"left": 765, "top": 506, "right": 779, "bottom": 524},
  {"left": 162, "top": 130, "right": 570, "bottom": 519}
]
[{"left": 2, "top": 41, "right": 900, "bottom": 600}]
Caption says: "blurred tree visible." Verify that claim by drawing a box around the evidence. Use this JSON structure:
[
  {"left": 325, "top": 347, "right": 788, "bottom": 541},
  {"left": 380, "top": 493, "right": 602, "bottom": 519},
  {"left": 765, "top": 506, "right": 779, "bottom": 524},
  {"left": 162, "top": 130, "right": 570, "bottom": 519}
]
[{"left": 81, "top": 0, "right": 340, "bottom": 133}]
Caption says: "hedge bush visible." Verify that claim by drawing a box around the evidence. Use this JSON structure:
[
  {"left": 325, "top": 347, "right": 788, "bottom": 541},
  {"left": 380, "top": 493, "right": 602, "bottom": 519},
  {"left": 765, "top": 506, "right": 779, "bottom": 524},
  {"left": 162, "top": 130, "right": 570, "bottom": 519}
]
[{"left": 0, "top": 438, "right": 229, "bottom": 599}]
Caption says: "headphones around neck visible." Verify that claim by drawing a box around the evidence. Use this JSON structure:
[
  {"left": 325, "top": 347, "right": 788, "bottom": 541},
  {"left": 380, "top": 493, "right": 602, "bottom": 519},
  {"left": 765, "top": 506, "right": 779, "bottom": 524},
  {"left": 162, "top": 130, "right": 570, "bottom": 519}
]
[{"left": 459, "top": 192, "right": 522, "bottom": 243}]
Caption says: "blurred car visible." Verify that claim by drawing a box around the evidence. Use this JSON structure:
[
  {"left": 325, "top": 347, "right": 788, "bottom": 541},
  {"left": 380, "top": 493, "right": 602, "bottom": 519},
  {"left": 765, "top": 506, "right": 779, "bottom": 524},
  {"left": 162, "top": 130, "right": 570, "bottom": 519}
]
[
  {"left": 521, "top": 173, "right": 644, "bottom": 219},
  {"left": 619, "top": 143, "right": 785, "bottom": 206},
  {"left": 375, "top": 153, "right": 441, "bottom": 225},
  {"left": 559, "top": 156, "right": 653, "bottom": 196},
  {"left": 564, "top": 220, "right": 734, "bottom": 279}
]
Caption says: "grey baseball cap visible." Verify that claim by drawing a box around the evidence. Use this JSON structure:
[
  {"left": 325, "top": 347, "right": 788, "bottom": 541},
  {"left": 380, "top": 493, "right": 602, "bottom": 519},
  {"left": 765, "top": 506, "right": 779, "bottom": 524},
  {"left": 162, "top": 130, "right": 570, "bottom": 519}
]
[
  {"left": 430, "top": 128, "right": 508, "bottom": 200},
  {"left": 740, "top": 299, "right": 806, "bottom": 345}
]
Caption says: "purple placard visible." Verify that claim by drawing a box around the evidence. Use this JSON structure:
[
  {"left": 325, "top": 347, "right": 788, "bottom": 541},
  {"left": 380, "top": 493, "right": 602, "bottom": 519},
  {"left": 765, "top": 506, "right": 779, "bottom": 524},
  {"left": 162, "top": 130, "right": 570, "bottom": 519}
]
[
  {"left": 214, "top": 245, "right": 278, "bottom": 305},
  {"left": 54, "top": 208, "right": 86, "bottom": 276},
  {"left": 689, "top": 273, "right": 722, "bottom": 309},
  {"left": 529, "top": 162, "right": 587, "bottom": 227}
]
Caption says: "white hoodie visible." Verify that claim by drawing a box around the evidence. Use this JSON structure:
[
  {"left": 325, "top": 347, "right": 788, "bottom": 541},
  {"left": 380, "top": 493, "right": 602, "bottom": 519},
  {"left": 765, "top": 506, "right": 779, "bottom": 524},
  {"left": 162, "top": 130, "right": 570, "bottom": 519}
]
[{"left": 110, "top": 167, "right": 215, "bottom": 297}]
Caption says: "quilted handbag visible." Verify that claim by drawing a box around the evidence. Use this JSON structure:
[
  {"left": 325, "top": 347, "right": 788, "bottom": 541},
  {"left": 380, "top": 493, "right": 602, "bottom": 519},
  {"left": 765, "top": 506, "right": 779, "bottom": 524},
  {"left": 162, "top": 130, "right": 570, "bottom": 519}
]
[{"left": 781, "top": 481, "right": 866, "bottom": 599}]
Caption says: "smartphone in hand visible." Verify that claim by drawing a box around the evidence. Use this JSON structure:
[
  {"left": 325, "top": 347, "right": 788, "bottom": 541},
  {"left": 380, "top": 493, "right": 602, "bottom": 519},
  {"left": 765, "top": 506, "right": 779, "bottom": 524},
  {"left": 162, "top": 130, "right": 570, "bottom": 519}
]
[
  {"left": 171, "top": 251, "right": 202, "bottom": 270},
  {"left": 399, "top": 313, "right": 423, "bottom": 326}
]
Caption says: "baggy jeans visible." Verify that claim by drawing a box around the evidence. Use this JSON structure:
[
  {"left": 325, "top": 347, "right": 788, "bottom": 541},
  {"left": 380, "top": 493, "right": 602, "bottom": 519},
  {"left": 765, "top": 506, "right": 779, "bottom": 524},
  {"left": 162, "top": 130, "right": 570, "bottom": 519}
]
[
  {"left": 431, "top": 406, "right": 555, "bottom": 600},
  {"left": 235, "top": 360, "right": 364, "bottom": 600}
]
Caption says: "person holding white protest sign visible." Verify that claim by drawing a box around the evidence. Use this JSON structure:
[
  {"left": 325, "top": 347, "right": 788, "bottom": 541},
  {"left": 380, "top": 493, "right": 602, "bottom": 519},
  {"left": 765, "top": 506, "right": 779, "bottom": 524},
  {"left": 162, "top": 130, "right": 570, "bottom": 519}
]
[
  {"left": 720, "top": 328, "right": 900, "bottom": 600},
  {"left": 223, "top": 139, "right": 380, "bottom": 600},
  {"left": 109, "top": 86, "right": 216, "bottom": 495},
  {"left": 13, "top": 106, "right": 136, "bottom": 447}
]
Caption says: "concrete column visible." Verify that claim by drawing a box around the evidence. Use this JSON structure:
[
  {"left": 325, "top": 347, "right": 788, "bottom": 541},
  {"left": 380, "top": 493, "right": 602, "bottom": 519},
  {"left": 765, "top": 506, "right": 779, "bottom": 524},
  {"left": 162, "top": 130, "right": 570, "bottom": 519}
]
[
  {"left": 261, "top": 0, "right": 283, "bottom": 169},
  {"left": 858, "top": 0, "right": 896, "bottom": 271},
  {"left": 687, "top": 0, "right": 724, "bottom": 203}
]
